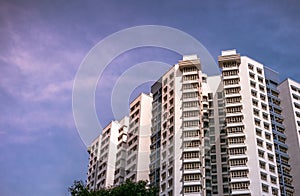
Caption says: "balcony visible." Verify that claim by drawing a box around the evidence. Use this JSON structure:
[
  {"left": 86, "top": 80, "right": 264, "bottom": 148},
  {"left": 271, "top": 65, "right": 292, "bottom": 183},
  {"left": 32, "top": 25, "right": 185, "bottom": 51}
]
[
  {"left": 231, "top": 189, "right": 251, "bottom": 195},
  {"left": 218, "top": 53, "right": 241, "bottom": 65}
]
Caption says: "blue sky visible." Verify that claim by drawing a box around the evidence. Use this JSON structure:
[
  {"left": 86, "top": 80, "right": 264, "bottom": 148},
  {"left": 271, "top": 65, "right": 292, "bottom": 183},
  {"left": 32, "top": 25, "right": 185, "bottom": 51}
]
[{"left": 1, "top": 0, "right": 300, "bottom": 195}]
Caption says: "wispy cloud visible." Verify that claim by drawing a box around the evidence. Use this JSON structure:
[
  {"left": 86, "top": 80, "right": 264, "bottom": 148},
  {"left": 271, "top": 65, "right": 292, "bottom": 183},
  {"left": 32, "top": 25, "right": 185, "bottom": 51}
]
[{"left": 0, "top": 1, "right": 89, "bottom": 147}]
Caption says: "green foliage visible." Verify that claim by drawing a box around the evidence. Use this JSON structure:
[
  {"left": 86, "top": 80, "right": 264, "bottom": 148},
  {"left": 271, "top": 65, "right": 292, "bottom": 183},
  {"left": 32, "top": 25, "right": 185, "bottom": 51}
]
[
  {"left": 69, "top": 180, "right": 158, "bottom": 196},
  {"left": 68, "top": 180, "right": 90, "bottom": 196}
]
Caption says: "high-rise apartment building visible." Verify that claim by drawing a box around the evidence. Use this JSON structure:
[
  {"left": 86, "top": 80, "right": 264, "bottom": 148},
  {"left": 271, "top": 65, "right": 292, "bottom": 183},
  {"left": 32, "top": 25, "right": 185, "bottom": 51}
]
[
  {"left": 158, "top": 55, "right": 204, "bottom": 195},
  {"left": 86, "top": 118, "right": 128, "bottom": 190},
  {"left": 87, "top": 134, "right": 102, "bottom": 191},
  {"left": 87, "top": 93, "right": 153, "bottom": 190},
  {"left": 114, "top": 117, "right": 129, "bottom": 186},
  {"left": 150, "top": 51, "right": 290, "bottom": 195},
  {"left": 218, "top": 50, "right": 281, "bottom": 195},
  {"left": 264, "top": 68, "right": 294, "bottom": 196},
  {"left": 149, "top": 79, "right": 162, "bottom": 188},
  {"left": 203, "top": 75, "right": 229, "bottom": 196},
  {"left": 125, "top": 93, "right": 153, "bottom": 182},
  {"left": 87, "top": 49, "right": 297, "bottom": 196},
  {"left": 278, "top": 79, "right": 300, "bottom": 195}
]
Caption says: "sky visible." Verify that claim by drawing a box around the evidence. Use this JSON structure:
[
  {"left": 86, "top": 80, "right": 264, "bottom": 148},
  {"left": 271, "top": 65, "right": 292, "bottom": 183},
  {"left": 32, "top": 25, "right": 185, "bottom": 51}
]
[{"left": 1, "top": 0, "right": 300, "bottom": 195}]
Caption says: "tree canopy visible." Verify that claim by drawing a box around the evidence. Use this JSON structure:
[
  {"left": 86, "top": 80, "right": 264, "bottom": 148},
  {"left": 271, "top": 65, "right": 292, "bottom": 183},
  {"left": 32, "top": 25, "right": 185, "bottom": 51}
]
[{"left": 68, "top": 180, "right": 158, "bottom": 196}]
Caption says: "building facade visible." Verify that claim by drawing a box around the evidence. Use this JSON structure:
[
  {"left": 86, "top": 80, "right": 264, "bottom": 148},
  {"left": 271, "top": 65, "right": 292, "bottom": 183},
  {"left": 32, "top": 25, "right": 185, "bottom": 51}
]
[
  {"left": 125, "top": 93, "right": 153, "bottom": 182},
  {"left": 278, "top": 79, "right": 300, "bottom": 195},
  {"left": 158, "top": 55, "right": 205, "bottom": 195},
  {"left": 264, "top": 68, "right": 294, "bottom": 196},
  {"left": 87, "top": 94, "right": 153, "bottom": 190},
  {"left": 218, "top": 50, "right": 281, "bottom": 195},
  {"left": 87, "top": 50, "right": 297, "bottom": 196},
  {"left": 114, "top": 116, "right": 129, "bottom": 186},
  {"left": 86, "top": 118, "right": 128, "bottom": 190},
  {"left": 87, "top": 134, "right": 102, "bottom": 191},
  {"left": 203, "top": 75, "right": 229, "bottom": 196},
  {"left": 149, "top": 79, "right": 162, "bottom": 188}
]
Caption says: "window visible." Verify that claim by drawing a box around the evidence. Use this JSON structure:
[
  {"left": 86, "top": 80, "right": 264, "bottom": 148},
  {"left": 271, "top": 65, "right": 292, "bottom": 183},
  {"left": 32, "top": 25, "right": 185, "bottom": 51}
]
[
  {"left": 183, "top": 111, "right": 199, "bottom": 118},
  {"left": 256, "top": 128, "right": 262, "bottom": 136},
  {"left": 257, "top": 68, "right": 262, "bottom": 75},
  {"left": 291, "top": 85, "right": 298, "bottom": 92},
  {"left": 262, "top": 183, "right": 269, "bottom": 193},
  {"left": 225, "top": 87, "right": 241, "bottom": 95},
  {"left": 229, "top": 158, "right": 247, "bottom": 166},
  {"left": 293, "top": 93, "right": 300, "bottom": 101},
  {"left": 250, "top": 80, "right": 256, "bottom": 88},
  {"left": 264, "top": 123, "right": 270, "bottom": 130},
  {"left": 259, "top": 161, "right": 266, "bottom": 169},
  {"left": 228, "top": 136, "right": 245, "bottom": 144},
  {"left": 229, "top": 147, "right": 246, "bottom": 155},
  {"left": 265, "top": 132, "right": 271, "bottom": 140},
  {"left": 226, "top": 116, "right": 243, "bottom": 123},
  {"left": 223, "top": 185, "right": 229, "bottom": 193},
  {"left": 222, "top": 165, "right": 228, "bottom": 172},
  {"left": 212, "top": 185, "right": 218, "bottom": 194},
  {"left": 262, "top": 113, "right": 268, "bottom": 120},
  {"left": 211, "top": 145, "right": 216, "bottom": 153},
  {"left": 248, "top": 63, "right": 254, "bottom": 70},
  {"left": 223, "top": 70, "right": 239, "bottom": 76},
  {"left": 183, "top": 174, "right": 201, "bottom": 181},
  {"left": 255, "top": 118, "right": 261, "bottom": 126},
  {"left": 275, "top": 116, "right": 283, "bottom": 123},
  {"left": 163, "top": 78, "right": 168, "bottom": 85},
  {"left": 224, "top": 79, "right": 239, "bottom": 85},
  {"left": 260, "top": 172, "right": 267, "bottom": 181},
  {"left": 183, "top": 101, "right": 199, "bottom": 108},
  {"left": 252, "top": 99, "right": 258, "bottom": 106},
  {"left": 212, "top": 175, "right": 217, "bottom": 183},
  {"left": 258, "top": 149, "right": 264, "bottom": 158},
  {"left": 182, "top": 67, "right": 197, "bottom": 73},
  {"left": 272, "top": 187, "right": 278, "bottom": 195},
  {"left": 271, "top": 176, "right": 277, "bottom": 184},
  {"left": 277, "top": 135, "right": 285, "bottom": 143},
  {"left": 226, "top": 106, "right": 242, "bottom": 113},
  {"left": 183, "top": 74, "right": 199, "bottom": 81},
  {"left": 261, "top": 103, "right": 267, "bottom": 110},
  {"left": 183, "top": 92, "right": 199, "bottom": 99},
  {"left": 260, "top": 93, "right": 266, "bottom": 100},
  {"left": 183, "top": 162, "right": 201, "bottom": 170},
  {"left": 183, "top": 130, "right": 200, "bottom": 138},
  {"left": 259, "top": 85, "right": 265, "bottom": 92},
  {"left": 231, "top": 170, "right": 248, "bottom": 178},
  {"left": 279, "top": 146, "right": 288, "bottom": 153},
  {"left": 183, "top": 141, "right": 200, "bottom": 148},
  {"left": 183, "top": 83, "right": 199, "bottom": 90},
  {"left": 294, "top": 102, "right": 300, "bottom": 109},
  {"left": 269, "top": 164, "right": 275, "bottom": 173},
  {"left": 258, "top": 76, "right": 264, "bottom": 83},
  {"left": 257, "top": 139, "right": 263, "bottom": 147},
  {"left": 183, "top": 151, "right": 199, "bottom": 159},
  {"left": 251, "top": 90, "right": 257, "bottom": 97},
  {"left": 223, "top": 177, "right": 229, "bottom": 183},
  {"left": 226, "top": 96, "right": 242, "bottom": 104},
  {"left": 227, "top": 126, "right": 244, "bottom": 134},
  {"left": 184, "top": 185, "right": 201, "bottom": 193},
  {"left": 222, "top": 61, "right": 238, "bottom": 68},
  {"left": 266, "top": 142, "right": 273, "bottom": 151},
  {"left": 253, "top": 109, "right": 260, "bottom": 116},
  {"left": 183, "top": 120, "right": 199, "bottom": 127},
  {"left": 231, "top": 182, "right": 249, "bottom": 190}
]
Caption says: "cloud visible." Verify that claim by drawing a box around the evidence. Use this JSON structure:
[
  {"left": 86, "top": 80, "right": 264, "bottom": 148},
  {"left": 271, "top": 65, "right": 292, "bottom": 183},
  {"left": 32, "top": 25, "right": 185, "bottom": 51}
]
[
  {"left": 0, "top": 2, "right": 88, "bottom": 146},
  {"left": 0, "top": 8, "right": 85, "bottom": 103}
]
